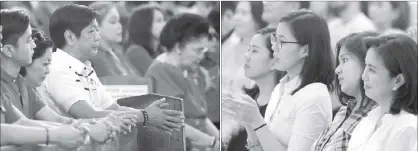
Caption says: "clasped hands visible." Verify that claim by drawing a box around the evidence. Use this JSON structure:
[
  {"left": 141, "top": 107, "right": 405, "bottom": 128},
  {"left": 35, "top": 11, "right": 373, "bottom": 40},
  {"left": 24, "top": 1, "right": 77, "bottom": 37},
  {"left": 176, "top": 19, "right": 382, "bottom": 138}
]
[{"left": 222, "top": 92, "right": 265, "bottom": 129}]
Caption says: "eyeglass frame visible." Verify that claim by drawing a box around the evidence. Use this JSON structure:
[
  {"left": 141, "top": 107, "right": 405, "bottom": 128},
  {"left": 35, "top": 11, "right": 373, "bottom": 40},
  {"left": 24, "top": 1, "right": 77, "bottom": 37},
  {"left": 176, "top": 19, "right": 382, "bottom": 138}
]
[{"left": 270, "top": 33, "right": 303, "bottom": 50}]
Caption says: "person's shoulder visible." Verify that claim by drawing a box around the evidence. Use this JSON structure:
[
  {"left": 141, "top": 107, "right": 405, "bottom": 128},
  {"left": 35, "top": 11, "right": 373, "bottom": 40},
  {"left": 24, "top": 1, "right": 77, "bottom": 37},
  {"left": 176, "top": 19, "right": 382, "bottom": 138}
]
[
  {"left": 294, "top": 82, "right": 331, "bottom": 105},
  {"left": 146, "top": 61, "right": 172, "bottom": 76},
  {"left": 126, "top": 44, "right": 148, "bottom": 55},
  {"left": 393, "top": 111, "right": 417, "bottom": 129}
]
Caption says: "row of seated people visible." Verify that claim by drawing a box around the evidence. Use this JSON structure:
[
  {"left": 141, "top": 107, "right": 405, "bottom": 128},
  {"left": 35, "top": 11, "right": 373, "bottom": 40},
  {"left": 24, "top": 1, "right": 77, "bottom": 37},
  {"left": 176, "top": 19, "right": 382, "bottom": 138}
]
[{"left": 1, "top": 3, "right": 219, "bottom": 151}]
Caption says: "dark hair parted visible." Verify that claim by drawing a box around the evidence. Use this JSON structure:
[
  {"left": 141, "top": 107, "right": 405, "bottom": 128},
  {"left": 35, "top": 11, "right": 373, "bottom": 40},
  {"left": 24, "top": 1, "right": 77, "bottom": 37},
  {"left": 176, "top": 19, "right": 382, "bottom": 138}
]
[
  {"left": 0, "top": 9, "right": 30, "bottom": 46},
  {"left": 127, "top": 4, "right": 164, "bottom": 57},
  {"left": 364, "top": 34, "right": 417, "bottom": 115},
  {"left": 335, "top": 32, "right": 379, "bottom": 107},
  {"left": 89, "top": 1, "right": 115, "bottom": 26},
  {"left": 49, "top": 4, "right": 98, "bottom": 49},
  {"left": 279, "top": 9, "right": 335, "bottom": 94},
  {"left": 20, "top": 29, "right": 54, "bottom": 77},
  {"left": 159, "top": 13, "right": 211, "bottom": 52}
]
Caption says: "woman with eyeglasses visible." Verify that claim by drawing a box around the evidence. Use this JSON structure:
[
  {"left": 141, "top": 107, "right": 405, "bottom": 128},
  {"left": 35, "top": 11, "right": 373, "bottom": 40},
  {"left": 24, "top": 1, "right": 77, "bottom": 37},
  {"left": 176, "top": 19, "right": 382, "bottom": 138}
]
[
  {"left": 146, "top": 13, "right": 219, "bottom": 151},
  {"left": 310, "top": 32, "right": 379, "bottom": 151},
  {"left": 347, "top": 34, "right": 417, "bottom": 151},
  {"left": 223, "top": 9, "right": 335, "bottom": 151}
]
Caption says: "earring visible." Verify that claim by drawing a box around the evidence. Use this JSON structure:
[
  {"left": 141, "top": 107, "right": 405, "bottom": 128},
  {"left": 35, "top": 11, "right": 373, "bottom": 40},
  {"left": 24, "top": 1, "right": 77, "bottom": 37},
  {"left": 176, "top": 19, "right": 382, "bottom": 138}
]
[{"left": 392, "top": 87, "right": 397, "bottom": 91}]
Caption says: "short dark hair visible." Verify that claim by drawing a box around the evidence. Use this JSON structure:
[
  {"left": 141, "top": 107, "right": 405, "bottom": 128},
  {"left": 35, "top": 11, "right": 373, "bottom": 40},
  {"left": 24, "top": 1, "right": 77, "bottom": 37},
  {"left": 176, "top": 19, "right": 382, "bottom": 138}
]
[
  {"left": 127, "top": 4, "right": 164, "bottom": 57},
  {"left": 335, "top": 32, "right": 379, "bottom": 107},
  {"left": 0, "top": 9, "right": 30, "bottom": 46},
  {"left": 20, "top": 29, "right": 54, "bottom": 77},
  {"left": 279, "top": 9, "right": 335, "bottom": 94},
  {"left": 364, "top": 34, "right": 418, "bottom": 115},
  {"left": 389, "top": 2, "right": 410, "bottom": 31},
  {"left": 49, "top": 4, "right": 98, "bottom": 49},
  {"left": 159, "top": 13, "right": 211, "bottom": 52}
]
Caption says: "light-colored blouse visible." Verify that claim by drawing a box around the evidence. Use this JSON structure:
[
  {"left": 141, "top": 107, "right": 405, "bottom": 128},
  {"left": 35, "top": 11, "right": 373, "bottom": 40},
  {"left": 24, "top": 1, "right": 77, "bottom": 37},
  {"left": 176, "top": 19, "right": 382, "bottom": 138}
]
[
  {"left": 348, "top": 107, "right": 417, "bottom": 151},
  {"left": 264, "top": 75, "right": 333, "bottom": 151}
]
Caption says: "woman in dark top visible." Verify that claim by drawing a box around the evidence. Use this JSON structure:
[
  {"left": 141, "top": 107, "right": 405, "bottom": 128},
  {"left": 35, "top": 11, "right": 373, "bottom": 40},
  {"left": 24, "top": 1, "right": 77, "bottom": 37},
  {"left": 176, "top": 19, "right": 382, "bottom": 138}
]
[
  {"left": 146, "top": 13, "right": 219, "bottom": 151},
  {"left": 126, "top": 4, "right": 167, "bottom": 75},
  {"left": 224, "top": 27, "right": 283, "bottom": 151}
]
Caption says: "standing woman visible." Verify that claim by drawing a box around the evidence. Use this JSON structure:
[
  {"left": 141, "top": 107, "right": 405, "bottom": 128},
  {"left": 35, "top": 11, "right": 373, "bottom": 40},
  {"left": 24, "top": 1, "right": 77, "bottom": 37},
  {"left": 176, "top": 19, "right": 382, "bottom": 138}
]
[
  {"left": 146, "top": 13, "right": 219, "bottom": 151},
  {"left": 126, "top": 4, "right": 167, "bottom": 75},
  {"left": 348, "top": 34, "right": 417, "bottom": 151},
  {"left": 224, "top": 27, "right": 282, "bottom": 151},
  {"left": 223, "top": 10, "right": 335, "bottom": 151},
  {"left": 311, "top": 32, "right": 379, "bottom": 151}
]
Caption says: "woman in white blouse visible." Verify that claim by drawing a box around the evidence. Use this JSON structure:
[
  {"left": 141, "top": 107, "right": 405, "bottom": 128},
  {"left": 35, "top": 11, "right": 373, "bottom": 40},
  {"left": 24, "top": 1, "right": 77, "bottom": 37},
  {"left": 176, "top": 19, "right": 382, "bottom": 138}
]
[
  {"left": 223, "top": 10, "right": 335, "bottom": 151},
  {"left": 348, "top": 34, "right": 417, "bottom": 151}
]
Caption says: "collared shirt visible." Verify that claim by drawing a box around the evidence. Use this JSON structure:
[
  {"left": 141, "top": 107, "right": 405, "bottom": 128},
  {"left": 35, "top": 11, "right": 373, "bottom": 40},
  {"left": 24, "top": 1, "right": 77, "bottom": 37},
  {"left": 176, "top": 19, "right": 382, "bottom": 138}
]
[
  {"left": 310, "top": 99, "right": 377, "bottom": 151},
  {"left": 38, "top": 49, "right": 114, "bottom": 118},
  {"left": 0, "top": 91, "right": 22, "bottom": 124},
  {"left": 0, "top": 68, "right": 46, "bottom": 120},
  {"left": 264, "top": 74, "right": 333, "bottom": 151},
  {"left": 348, "top": 107, "right": 417, "bottom": 151}
]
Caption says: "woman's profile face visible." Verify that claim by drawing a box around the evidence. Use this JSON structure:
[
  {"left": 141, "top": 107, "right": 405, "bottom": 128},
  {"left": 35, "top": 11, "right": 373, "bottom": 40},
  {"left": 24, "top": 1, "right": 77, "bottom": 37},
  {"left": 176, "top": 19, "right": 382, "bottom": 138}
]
[
  {"left": 362, "top": 48, "right": 396, "bottom": 102},
  {"left": 335, "top": 46, "right": 364, "bottom": 96},
  {"left": 244, "top": 34, "right": 274, "bottom": 80},
  {"left": 178, "top": 36, "right": 210, "bottom": 69},
  {"left": 271, "top": 22, "right": 303, "bottom": 71},
  {"left": 233, "top": 2, "right": 258, "bottom": 37},
  {"left": 99, "top": 7, "right": 123, "bottom": 43},
  {"left": 151, "top": 10, "right": 166, "bottom": 39},
  {"left": 25, "top": 47, "right": 53, "bottom": 87}
]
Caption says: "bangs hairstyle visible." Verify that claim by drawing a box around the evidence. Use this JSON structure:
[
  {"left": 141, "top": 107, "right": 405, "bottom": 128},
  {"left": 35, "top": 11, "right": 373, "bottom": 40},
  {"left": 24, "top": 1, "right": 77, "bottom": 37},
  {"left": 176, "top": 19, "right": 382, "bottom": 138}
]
[
  {"left": 335, "top": 32, "right": 379, "bottom": 107},
  {"left": 364, "top": 34, "right": 418, "bottom": 115},
  {"left": 279, "top": 9, "right": 335, "bottom": 95},
  {"left": 127, "top": 4, "right": 164, "bottom": 57},
  {"left": 49, "top": 4, "right": 98, "bottom": 49},
  {"left": 20, "top": 29, "right": 54, "bottom": 77},
  {"left": 159, "top": 13, "right": 211, "bottom": 52},
  {"left": 0, "top": 9, "right": 30, "bottom": 46}
]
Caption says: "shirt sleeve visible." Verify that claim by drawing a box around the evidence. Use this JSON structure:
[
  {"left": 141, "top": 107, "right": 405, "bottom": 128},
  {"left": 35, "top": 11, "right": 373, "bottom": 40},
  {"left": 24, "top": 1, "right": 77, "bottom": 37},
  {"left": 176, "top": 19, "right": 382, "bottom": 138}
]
[
  {"left": 1, "top": 93, "right": 24, "bottom": 123},
  {"left": 28, "top": 87, "right": 46, "bottom": 117},
  {"left": 41, "top": 69, "right": 90, "bottom": 113},
  {"left": 287, "top": 84, "right": 332, "bottom": 151}
]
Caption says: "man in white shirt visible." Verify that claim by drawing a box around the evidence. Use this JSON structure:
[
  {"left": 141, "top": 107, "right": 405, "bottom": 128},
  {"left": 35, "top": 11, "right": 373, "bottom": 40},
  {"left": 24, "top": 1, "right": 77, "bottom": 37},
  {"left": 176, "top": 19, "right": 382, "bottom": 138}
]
[{"left": 39, "top": 4, "right": 184, "bottom": 137}]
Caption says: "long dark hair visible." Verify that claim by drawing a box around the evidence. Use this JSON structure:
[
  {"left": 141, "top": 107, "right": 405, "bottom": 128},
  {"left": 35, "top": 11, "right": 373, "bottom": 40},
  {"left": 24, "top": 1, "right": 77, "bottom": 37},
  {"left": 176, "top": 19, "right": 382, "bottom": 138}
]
[
  {"left": 127, "top": 4, "right": 165, "bottom": 57},
  {"left": 279, "top": 9, "right": 335, "bottom": 95},
  {"left": 335, "top": 32, "right": 379, "bottom": 107}
]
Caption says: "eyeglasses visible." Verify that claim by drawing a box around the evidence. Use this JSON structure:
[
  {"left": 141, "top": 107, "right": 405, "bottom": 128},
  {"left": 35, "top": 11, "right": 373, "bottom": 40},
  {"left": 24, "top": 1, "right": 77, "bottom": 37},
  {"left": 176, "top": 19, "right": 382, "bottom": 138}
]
[{"left": 270, "top": 33, "right": 302, "bottom": 50}]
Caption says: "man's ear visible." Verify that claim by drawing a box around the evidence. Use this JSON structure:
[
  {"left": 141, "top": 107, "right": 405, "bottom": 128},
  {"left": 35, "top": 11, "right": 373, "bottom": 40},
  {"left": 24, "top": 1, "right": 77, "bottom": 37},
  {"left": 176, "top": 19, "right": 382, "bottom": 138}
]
[
  {"left": 1, "top": 44, "right": 15, "bottom": 58},
  {"left": 64, "top": 30, "right": 76, "bottom": 46}
]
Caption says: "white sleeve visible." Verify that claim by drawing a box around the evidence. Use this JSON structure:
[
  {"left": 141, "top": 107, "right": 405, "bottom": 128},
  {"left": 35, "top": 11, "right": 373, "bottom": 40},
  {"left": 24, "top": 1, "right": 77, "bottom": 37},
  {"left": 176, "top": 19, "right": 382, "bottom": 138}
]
[{"left": 42, "top": 69, "right": 90, "bottom": 113}]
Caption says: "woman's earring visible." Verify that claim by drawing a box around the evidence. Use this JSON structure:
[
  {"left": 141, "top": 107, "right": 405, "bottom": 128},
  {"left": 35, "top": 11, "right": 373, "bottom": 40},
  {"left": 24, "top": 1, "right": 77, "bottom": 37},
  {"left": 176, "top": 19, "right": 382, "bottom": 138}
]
[{"left": 392, "top": 87, "right": 397, "bottom": 91}]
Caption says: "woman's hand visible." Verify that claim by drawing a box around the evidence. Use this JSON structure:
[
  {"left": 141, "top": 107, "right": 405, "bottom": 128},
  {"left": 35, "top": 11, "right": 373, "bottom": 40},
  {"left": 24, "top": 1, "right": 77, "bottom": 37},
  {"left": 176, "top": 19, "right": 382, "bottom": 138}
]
[
  {"left": 145, "top": 98, "right": 185, "bottom": 135},
  {"left": 222, "top": 93, "right": 265, "bottom": 128}
]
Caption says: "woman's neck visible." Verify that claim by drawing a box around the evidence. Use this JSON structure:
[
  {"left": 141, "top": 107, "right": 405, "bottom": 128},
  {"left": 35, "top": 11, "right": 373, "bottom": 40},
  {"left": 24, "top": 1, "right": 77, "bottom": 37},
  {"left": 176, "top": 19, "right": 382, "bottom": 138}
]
[
  {"left": 286, "top": 61, "right": 304, "bottom": 81},
  {"left": 254, "top": 72, "right": 278, "bottom": 106},
  {"left": 376, "top": 97, "right": 394, "bottom": 115},
  {"left": 352, "top": 89, "right": 364, "bottom": 111}
]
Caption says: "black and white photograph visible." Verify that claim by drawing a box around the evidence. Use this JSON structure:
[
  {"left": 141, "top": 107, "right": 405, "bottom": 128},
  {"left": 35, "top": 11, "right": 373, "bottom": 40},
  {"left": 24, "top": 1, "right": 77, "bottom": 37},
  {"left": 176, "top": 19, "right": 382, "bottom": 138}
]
[
  {"left": 1, "top": 1, "right": 220, "bottom": 151},
  {"left": 221, "top": 1, "right": 417, "bottom": 151}
]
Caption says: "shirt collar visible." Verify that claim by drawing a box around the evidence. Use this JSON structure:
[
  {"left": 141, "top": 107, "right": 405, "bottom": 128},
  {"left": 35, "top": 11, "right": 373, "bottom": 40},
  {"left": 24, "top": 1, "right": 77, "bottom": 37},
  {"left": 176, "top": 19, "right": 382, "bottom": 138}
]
[
  {"left": 1, "top": 67, "right": 18, "bottom": 83},
  {"left": 280, "top": 74, "right": 301, "bottom": 92},
  {"left": 53, "top": 48, "right": 92, "bottom": 72}
]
